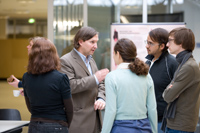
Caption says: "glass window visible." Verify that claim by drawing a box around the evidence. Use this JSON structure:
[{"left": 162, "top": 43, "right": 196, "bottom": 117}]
[
  {"left": 87, "top": 0, "right": 143, "bottom": 70},
  {"left": 88, "top": 0, "right": 113, "bottom": 70},
  {"left": 53, "top": 0, "right": 83, "bottom": 57},
  {"left": 7, "top": 18, "right": 47, "bottom": 39},
  {"left": 120, "top": 0, "right": 143, "bottom": 23},
  {"left": 53, "top": 0, "right": 200, "bottom": 72},
  {"left": 147, "top": 0, "right": 184, "bottom": 22}
]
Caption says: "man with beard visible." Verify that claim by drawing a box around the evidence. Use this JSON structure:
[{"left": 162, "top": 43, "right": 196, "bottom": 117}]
[{"left": 145, "top": 28, "right": 178, "bottom": 132}]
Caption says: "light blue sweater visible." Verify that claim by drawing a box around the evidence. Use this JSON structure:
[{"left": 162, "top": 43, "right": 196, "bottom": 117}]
[{"left": 102, "top": 63, "right": 157, "bottom": 133}]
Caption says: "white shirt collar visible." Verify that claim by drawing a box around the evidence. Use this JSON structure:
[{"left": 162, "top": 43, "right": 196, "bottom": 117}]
[{"left": 117, "top": 63, "right": 130, "bottom": 69}]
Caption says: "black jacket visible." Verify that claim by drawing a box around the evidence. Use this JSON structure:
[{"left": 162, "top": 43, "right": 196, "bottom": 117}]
[{"left": 145, "top": 51, "right": 178, "bottom": 121}]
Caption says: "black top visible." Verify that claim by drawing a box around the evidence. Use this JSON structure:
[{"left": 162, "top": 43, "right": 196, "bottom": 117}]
[
  {"left": 18, "top": 81, "right": 23, "bottom": 88},
  {"left": 145, "top": 51, "right": 178, "bottom": 121},
  {"left": 22, "top": 70, "right": 71, "bottom": 122}
]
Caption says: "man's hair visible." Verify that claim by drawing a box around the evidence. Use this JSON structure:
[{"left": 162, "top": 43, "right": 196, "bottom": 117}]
[
  {"left": 73, "top": 27, "right": 98, "bottom": 49},
  {"left": 169, "top": 27, "right": 195, "bottom": 52},
  {"left": 27, "top": 37, "right": 60, "bottom": 74},
  {"left": 149, "top": 28, "right": 169, "bottom": 52}
]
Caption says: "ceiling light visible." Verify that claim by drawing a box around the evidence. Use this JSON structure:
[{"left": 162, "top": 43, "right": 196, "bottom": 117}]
[
  {"left": 17, "top": 0, "right": 36, "bottom": 4},
  {"left": 15, "top": 10, "right": 30, "bottom": 14}
]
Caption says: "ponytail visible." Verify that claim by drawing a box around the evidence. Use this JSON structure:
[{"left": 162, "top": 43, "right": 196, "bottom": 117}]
[{"left": 128, "top": 57, "right": 149, "bottom": 76}]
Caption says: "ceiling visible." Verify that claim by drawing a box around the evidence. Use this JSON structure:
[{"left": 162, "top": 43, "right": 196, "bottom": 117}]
[
  {"left": 0, "top": 0, "right": 47, "bottom": 19},
  {"left": 1, "top": 0, "right": 200, "bottom": 19}
]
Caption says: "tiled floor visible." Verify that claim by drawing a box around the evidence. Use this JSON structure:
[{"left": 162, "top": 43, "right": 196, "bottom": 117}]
[{"left": 0, "top": 80, "right": 30, "bottom": 132}]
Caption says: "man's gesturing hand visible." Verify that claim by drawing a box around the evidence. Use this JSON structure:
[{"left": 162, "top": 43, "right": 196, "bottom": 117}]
[{"left": 95, "top": 68, "right": 109, "bottom": 82}]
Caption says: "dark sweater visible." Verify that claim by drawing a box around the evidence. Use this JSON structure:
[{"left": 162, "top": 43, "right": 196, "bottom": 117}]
[
  {"left": 22, "top": 70, "right": 72, "bottom": 122},
  {"left": 145, "top": 51, "right": 178, "bottom": 121},
  {"left": 18, "top": 81, "right": 23, "bottom": 88}
]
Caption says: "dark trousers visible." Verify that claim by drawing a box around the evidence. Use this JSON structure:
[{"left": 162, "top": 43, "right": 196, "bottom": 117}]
[
  {"left": 94, "top": 111, "right": 101, "bottom": 133},
  {"left": 28, "top": 121, "right": 68, "bottom": 133}
]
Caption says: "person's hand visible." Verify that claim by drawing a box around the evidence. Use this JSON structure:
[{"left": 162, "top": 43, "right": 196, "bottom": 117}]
[
  {"left": 168, "top": 84, "right": 179, "bottom": 98},
  {"left": 95, "top": 68, "right": 109, "bottom": 82},
  {"left": 19, "top": 89, "right": 24, "bottom": 96},
  {"left": 94, "top": 99, "right": 106, "bottom": 110},
  {"left": 8, "top": 75, "right": 20, "bottom": 88},
  {"left": 168, "top": 84, "right": 173, "bottom": 89}
]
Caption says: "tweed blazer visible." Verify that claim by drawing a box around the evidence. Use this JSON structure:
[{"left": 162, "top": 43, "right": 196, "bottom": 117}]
[
  {"left": 163, "top": 57, "right": 200, "bottom": 132},
  {"left": 60, "top": 49, "right": 106, "bottom": 133}
]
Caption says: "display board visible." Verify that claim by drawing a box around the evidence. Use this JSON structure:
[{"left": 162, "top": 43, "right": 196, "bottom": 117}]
[{"left": 111, "top": 23, "right": 185, "bottom": 70}]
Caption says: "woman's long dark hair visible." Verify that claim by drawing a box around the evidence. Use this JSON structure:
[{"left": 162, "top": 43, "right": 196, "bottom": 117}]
[{"left": 114, "top": 38, "right": 149, "bottom": 76}]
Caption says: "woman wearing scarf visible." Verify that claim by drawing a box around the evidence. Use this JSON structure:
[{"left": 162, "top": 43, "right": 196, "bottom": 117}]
[{"left": 162, "top": 27, "right": 200, "bottom": 133}]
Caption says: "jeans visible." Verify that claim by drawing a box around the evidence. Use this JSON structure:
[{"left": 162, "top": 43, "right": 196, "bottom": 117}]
[
  {"left": 111, "top": 118, "right": 152, "bottom": 133},
  {"left": 165, "top": 127, "right": 194, "bottom": 133},
  {"left": 28, "top": 121, "right": 68, "bottom": 133},
  {"left": 158, "top": 122, "right": 164, "bottom": 133}
]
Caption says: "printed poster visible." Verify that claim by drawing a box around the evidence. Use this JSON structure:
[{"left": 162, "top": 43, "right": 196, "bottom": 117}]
[{"left": 111, "top": 23, "right": 185, "bottom": 70}]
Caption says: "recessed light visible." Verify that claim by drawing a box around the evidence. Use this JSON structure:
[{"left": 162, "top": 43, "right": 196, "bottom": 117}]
[{"left": 17, "top": 0, "right": 36, "bottom": 4}]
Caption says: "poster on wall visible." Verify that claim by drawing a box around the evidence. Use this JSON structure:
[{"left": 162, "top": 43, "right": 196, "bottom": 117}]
[{"left": 111, "top": 23, "right": 185, "bottom": 71}]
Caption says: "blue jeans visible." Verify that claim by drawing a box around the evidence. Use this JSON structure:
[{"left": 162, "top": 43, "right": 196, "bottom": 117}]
[
  {"left": 28, "top": 121, "right": 68, "bottom": 133},
  {"left": 111, "top": 118, "right": 152, "bottom": 133},
  {"left": 158, "top": 122, "right": 164, "bottom": 133},
  {"left": 165, "top": 127, "right": 194, "bottom": 133}
]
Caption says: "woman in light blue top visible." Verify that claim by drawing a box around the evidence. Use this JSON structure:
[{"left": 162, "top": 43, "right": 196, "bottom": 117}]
[{"left": 102, "top": 38, "right": 157, "bottom": 133}]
